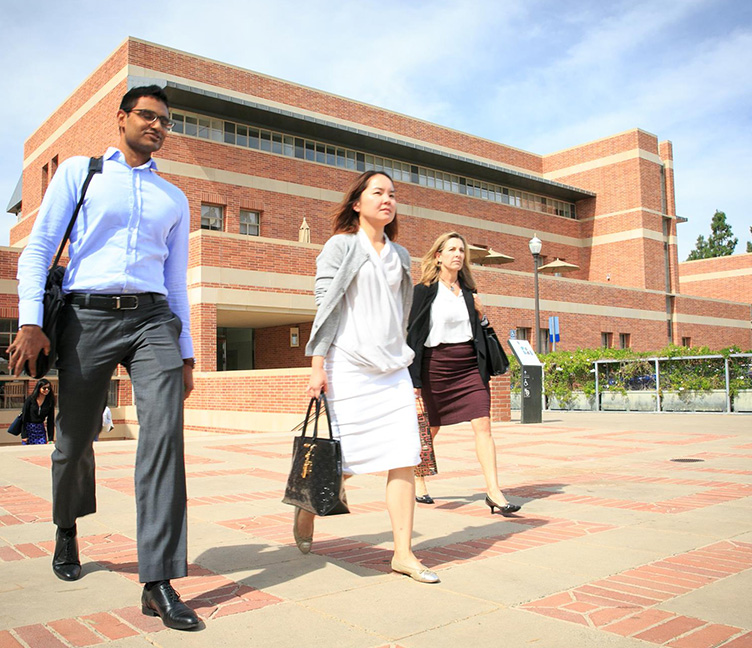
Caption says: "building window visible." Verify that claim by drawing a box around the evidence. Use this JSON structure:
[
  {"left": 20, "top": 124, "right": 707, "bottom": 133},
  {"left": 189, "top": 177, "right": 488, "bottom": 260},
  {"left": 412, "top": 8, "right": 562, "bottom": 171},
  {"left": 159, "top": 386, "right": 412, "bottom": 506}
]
[
  {"left": 217, "top": 327, "right": 254, "bottom": 371},
  {"left": 201, "top": 204, "right": 224, "bottom": 231},
  {"left": 107, "top": 380, "right": 120, "bottom": 407},
  {"left": 50, "top": 155, "right": 59, "bottom": 179},
  {"left": 240, "top": 209, "right": 260, "bottom": 236},
  {"left": 41, "top": 163, "right": 49, "bottom": 198},
  {"left": 681, "top": 336, "right": 691, "bottom": 348},
  {"left": 540, "top": 328, "right": 550, "bottom": 354},
  {"left": 516, "top": 327, "right": 531, "bottom": 341},
  {"left": 601, "top": 332, "right": 613, "bottom": 349},
  {"left": 619, "top": 333, "right": 631, "bottom": 349},
  {"left": 0, "top": 319, "right": 18, "bottom": 374},
  {"left": 171, "top": 109, "right": 577, "bottom": 220}
]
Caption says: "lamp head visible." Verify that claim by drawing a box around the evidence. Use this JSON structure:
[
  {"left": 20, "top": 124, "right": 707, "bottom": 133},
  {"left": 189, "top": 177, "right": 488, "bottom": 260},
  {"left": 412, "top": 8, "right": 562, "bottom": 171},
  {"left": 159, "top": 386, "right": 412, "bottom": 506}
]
[{"left": 529, "top": 234, "right": 542, "bottom": 256}]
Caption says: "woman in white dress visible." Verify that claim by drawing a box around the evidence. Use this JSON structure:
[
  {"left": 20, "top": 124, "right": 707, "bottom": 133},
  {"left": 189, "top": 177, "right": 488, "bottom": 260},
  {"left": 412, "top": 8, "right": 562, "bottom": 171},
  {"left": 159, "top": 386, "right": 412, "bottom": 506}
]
[{"left": 296, "top": 170, "right": 439, "bottom": 584}]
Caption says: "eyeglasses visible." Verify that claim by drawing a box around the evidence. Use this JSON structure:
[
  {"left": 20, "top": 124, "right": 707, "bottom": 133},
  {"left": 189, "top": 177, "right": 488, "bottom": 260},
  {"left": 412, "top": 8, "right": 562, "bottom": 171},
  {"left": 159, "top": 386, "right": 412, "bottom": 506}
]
[
  {"left": 126, "top": 109, "right": 175, "bottom": 131},
  {"left": 40, "top": 385, "right": 50, "bottom": 390}
]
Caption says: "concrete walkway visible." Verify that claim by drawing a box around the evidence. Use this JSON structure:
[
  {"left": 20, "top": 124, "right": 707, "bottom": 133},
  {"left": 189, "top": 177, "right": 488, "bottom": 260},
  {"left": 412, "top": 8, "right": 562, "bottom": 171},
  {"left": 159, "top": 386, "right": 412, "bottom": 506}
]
[{"left": 1, "top": 411, "right": 751, "bottom": 647}]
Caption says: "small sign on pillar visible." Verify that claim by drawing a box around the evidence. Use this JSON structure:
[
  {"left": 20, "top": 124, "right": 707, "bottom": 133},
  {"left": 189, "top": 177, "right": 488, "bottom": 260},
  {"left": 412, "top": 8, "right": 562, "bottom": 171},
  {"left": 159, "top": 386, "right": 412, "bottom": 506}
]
[{"left": 548, "top": 316, "right": 560, "bottom": 352}]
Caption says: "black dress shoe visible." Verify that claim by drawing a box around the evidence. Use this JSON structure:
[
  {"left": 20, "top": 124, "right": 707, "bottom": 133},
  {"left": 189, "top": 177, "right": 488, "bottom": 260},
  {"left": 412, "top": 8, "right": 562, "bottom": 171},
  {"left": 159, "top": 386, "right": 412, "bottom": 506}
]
[
  {"left": 142, "top": 581, "right": 200, "bottom": 630},
  {"left": 53, "top": 525, "right": 81, "bottom": 581},
  {"left": 415, "top": 494, "right": 435, "bottom": 504},
  {"left": 485, "top": 496, "right": 521, "bottom": 517}
]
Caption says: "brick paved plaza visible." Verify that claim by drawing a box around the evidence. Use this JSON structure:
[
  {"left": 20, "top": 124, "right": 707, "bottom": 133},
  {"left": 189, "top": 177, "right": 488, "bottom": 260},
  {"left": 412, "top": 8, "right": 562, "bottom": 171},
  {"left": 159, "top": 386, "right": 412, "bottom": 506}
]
[{"left": 1, "top": 411, "right": 751, "bottom": 647}]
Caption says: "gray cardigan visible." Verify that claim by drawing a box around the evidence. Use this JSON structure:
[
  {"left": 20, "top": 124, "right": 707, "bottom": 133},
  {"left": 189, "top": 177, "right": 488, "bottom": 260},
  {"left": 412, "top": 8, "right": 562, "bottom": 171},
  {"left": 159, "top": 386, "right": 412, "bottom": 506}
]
[{"left": 305, "top": 233, "right": 413, "bottom": 357}]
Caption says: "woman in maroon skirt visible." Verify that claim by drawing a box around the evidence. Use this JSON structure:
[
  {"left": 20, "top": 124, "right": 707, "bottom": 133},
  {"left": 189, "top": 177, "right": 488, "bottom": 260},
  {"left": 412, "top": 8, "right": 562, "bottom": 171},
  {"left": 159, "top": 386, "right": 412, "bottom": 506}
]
[{"left": 407, "top": 232, "right": 520, "bottom": 516}]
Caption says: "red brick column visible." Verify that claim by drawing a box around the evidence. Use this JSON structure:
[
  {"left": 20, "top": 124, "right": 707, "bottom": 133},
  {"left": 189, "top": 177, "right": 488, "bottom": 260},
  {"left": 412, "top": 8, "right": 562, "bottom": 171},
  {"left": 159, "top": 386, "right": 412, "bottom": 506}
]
[
  {"left": 489, "top": 374, "right": 511, "bottom": 422},
  {"left": 192, "top": 303, "right": 217, "bottom": 372}
]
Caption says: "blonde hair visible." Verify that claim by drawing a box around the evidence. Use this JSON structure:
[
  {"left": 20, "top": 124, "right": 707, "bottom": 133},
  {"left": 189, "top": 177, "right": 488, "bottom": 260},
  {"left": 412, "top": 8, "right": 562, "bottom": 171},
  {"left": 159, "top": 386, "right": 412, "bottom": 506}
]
[{"left": 419, "top": 231, "right": 476, "bottom": 290}]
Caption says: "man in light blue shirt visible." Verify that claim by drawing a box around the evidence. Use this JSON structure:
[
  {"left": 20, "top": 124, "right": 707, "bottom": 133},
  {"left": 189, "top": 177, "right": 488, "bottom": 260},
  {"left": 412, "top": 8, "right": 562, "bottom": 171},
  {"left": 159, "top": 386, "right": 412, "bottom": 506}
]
[{"left": 9, "top": 85, "right": 199, "bottom": 631}]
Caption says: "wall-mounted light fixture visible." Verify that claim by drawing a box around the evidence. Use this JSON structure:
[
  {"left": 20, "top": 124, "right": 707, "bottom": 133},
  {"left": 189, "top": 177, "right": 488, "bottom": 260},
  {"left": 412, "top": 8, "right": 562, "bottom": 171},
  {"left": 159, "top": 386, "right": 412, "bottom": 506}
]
[{"left": 290, "top": 327, "right": 300, "bottom": 348}]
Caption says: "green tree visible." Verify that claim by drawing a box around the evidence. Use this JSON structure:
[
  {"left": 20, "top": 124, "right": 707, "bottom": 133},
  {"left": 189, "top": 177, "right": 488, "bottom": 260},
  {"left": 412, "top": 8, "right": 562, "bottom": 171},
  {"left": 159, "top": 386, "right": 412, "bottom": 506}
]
[
  {"left": 747, "top": 226, "right": 751, "bottom": 253},
  {"left": 687, "top": 210, "right": 738, "bottom": 260}
]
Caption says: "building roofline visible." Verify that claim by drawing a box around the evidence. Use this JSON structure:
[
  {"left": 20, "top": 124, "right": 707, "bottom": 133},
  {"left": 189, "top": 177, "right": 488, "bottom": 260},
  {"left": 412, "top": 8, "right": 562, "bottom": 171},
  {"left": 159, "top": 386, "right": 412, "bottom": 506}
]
[
  {"left": 157, "top": 77, "right": 594, "bottom": 202},
  {"left": 127, "top": 37, "right": 544, "bottom": 163},
  {"left": 543, "top": 127, "right": 661, "bottom": 158}
]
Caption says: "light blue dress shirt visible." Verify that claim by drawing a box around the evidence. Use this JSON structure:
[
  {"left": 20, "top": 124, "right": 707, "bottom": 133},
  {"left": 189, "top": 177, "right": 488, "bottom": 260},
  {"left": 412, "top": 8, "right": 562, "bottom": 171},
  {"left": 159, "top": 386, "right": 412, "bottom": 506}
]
[{"left": 17, "top": 147, "right": 194, "bottom": 358}]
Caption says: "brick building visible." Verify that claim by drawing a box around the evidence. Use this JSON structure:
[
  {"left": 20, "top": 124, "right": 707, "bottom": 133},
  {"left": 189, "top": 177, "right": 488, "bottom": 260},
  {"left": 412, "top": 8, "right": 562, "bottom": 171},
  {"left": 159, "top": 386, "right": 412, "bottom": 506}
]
[{"left": 3, "top": 37, "right": 751, "bottom": 436}]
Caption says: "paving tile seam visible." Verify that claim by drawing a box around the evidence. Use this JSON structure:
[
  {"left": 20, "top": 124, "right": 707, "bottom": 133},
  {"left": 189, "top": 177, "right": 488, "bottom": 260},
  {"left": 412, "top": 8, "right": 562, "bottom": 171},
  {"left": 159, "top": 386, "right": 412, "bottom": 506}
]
[{"left": 292, "top": 599, "right": 391, "bottom": 641}]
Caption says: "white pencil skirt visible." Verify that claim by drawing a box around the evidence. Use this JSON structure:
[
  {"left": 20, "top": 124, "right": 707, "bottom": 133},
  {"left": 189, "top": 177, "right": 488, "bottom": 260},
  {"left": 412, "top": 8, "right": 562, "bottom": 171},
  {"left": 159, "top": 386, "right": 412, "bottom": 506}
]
[{"left": 325, "top": 348, "right": 421, "bottom": 475}]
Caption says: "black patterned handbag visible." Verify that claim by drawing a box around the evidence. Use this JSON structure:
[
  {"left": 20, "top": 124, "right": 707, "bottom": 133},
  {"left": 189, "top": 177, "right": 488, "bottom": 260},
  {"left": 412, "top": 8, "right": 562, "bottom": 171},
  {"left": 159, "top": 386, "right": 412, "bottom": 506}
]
[{"left": 282, "top": 394, "right": 350, "bottom": 516}]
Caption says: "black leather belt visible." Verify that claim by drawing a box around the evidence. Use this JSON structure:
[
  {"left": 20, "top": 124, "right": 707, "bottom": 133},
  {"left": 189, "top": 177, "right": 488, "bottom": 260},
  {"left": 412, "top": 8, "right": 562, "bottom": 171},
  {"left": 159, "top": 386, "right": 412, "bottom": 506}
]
[{"left": 67, "top": 293, "right": 166, "bottom": 310}]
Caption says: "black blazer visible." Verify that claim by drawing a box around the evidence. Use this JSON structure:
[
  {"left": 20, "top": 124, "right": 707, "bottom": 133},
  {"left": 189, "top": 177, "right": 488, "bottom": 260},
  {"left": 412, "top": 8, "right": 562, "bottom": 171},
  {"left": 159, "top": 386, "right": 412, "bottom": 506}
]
[
  {"left": 22, "top": 395, "right": 55, "bottom": 442},
  {"left": 406, "top": 280, "right": 489, "bottom": 388}
]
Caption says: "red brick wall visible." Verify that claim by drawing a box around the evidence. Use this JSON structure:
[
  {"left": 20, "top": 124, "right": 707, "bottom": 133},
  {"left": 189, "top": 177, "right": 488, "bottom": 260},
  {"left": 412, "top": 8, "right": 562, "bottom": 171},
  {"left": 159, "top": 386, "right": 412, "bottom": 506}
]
[
  {"left": 678, "top": 254, "right": 752, "bottom": 306},
  {"left": 255, "top": 323, "right": 312, "bottom": 369}
]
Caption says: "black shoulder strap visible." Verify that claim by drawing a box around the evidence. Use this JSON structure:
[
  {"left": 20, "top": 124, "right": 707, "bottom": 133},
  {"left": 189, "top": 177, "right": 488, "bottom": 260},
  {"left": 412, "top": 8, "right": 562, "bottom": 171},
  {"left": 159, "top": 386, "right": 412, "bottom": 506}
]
[{"left": 51, "top": 156, "right": 103, "bottom": 269}]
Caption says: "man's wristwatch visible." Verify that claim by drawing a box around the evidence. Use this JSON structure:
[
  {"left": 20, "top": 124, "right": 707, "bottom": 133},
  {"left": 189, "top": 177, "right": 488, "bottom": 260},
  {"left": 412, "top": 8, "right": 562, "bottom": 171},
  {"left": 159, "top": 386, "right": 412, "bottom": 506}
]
[{"left": 183, "top": 358, "right": 196, "bottom": 369}]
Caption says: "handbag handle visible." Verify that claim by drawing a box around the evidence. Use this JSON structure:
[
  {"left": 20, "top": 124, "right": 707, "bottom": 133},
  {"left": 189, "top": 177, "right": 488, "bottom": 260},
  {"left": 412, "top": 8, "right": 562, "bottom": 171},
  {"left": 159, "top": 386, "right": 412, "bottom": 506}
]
[
  {"left": 50, "top": 156, "right": 103, "bottom": 269},
  {"left": 300, "top": 393, "right": 334, "bottom": 441}
]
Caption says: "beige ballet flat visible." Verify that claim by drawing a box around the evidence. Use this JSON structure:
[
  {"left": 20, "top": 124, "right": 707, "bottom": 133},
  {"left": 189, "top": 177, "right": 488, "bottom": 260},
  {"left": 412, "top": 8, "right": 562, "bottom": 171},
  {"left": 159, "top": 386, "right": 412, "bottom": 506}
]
[
  {"left": 293, "top": 507, "right": 313, "bottom": 554},
  {"left": 391, "top": 558, "right": 440, "bottom": 583}
]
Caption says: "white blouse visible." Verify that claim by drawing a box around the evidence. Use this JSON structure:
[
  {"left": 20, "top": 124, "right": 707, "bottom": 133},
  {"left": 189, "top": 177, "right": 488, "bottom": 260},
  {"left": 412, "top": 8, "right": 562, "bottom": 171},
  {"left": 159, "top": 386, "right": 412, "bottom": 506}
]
[
  {"left": 331, "top": 229, "right": 415, "bottom": 372},
  {"left": 425, "top": 282, "right": 473, "bottom": 347}
]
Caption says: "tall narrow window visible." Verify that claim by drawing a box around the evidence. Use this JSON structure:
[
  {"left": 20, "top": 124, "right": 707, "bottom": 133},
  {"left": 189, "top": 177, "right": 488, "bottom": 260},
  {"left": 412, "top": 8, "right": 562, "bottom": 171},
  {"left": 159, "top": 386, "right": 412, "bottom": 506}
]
[
  {"left": 540, "top": 328, "right": 550, "bottom": 354},
  {"left": 201, "top": 204, "right": 224, "bottom": 231},
  {"left": 619, "top": 333, "right": 631, "bottom": 349},
  {"left": 601, "top": 332, "right": 613, "bottom": 349},
  {"left": 41, "top": 163, "right": 49, "bottom": 198},
  {"left": 239, "top": 209, "right": 260, "bottom": 236}
]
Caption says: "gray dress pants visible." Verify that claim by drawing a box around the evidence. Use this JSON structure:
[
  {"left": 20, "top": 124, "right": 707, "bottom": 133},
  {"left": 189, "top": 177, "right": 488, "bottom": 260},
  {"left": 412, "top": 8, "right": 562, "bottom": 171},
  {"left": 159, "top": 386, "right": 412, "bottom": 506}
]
[{"left": 52, "top": 298, "right": 187, "bottom": 582}]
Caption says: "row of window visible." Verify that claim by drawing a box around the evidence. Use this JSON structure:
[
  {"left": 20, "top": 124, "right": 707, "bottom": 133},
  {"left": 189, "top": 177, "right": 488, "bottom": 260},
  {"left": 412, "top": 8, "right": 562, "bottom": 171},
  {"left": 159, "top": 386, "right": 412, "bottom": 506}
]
[
  {"left": 201, "top": 205, "right": 260, "bottom": 236},
  {"left": 601, "top": 332, "right": 632, "bottom": 349},
  {"left": 514, "top": 327, "right": 635, "bottom": 352},
  {"left": 171, "top": 110, "right": 576, "bottom": 219}
]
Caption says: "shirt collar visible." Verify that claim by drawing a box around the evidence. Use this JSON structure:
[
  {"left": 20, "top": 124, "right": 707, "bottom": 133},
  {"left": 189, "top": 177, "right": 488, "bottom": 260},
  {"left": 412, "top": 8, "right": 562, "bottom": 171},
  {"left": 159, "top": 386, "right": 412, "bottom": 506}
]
[{"left": 105, "top": 147, "right": 158, "bottom": 171}]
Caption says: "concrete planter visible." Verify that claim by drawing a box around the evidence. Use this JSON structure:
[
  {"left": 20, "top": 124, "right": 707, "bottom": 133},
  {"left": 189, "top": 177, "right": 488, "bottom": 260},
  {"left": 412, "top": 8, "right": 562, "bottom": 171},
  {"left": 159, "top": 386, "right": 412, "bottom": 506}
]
[
  {"left": 601, "top": 391, "right": 658, "bottom": 412},
  {"left": 662, "top": 390, "right": 727, "bottom": 412},
  {"left": 547, "top": 392, "right": 596, "bottom": 411},
  {"left": 599, "top": 392, "right": 629, "bottom": 411},
  {"left": 732, "top": 390, "right": 752, "bottom": 413},
  {"left": 516, "top": 388, "right": 748, "bottom": 413}
]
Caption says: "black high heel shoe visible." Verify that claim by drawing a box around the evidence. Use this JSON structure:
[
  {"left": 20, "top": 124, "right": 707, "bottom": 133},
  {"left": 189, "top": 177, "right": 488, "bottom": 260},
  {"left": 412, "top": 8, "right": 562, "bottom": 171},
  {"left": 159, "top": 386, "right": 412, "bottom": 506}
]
[{"left": 485, "top": 495, "right": 521, "bottom": 516}]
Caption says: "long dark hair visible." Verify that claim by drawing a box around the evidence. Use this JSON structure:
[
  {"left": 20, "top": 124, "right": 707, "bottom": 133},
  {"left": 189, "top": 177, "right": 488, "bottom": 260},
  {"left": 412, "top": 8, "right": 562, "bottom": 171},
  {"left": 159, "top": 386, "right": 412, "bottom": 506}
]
[
  {"left": 331, "top": 170, "right": 398, "bottom": 240},
  {"left": 31, "top": 379, "right": 56, "bottom": 408}
]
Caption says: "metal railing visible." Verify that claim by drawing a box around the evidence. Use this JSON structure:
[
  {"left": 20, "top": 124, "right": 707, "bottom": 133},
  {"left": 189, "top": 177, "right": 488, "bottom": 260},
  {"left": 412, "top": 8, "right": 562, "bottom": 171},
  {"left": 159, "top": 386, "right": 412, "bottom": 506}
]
[{"left": 593, "top": 353, "right": 752, "bottom": 413}]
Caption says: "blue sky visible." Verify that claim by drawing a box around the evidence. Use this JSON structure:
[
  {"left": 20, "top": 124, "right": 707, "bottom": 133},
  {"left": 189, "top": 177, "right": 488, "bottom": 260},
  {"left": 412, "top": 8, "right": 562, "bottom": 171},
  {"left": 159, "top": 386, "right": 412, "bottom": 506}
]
[{"left": 1, "top": 0, "right": 750, "bottom": 258}]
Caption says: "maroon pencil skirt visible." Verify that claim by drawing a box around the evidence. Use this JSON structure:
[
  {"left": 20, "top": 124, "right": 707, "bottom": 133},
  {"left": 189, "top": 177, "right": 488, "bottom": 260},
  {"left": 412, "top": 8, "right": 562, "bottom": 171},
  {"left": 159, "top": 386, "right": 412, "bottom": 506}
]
[{"left": 420, "top": 341, "right": 490, "bottom": 427}]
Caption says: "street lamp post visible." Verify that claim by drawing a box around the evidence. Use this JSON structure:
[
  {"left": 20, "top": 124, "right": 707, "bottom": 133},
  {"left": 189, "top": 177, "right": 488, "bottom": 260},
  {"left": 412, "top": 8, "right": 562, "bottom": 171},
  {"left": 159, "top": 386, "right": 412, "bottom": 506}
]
[{"left": 529, "top": 234, "right": 542, "bottom": 354}]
